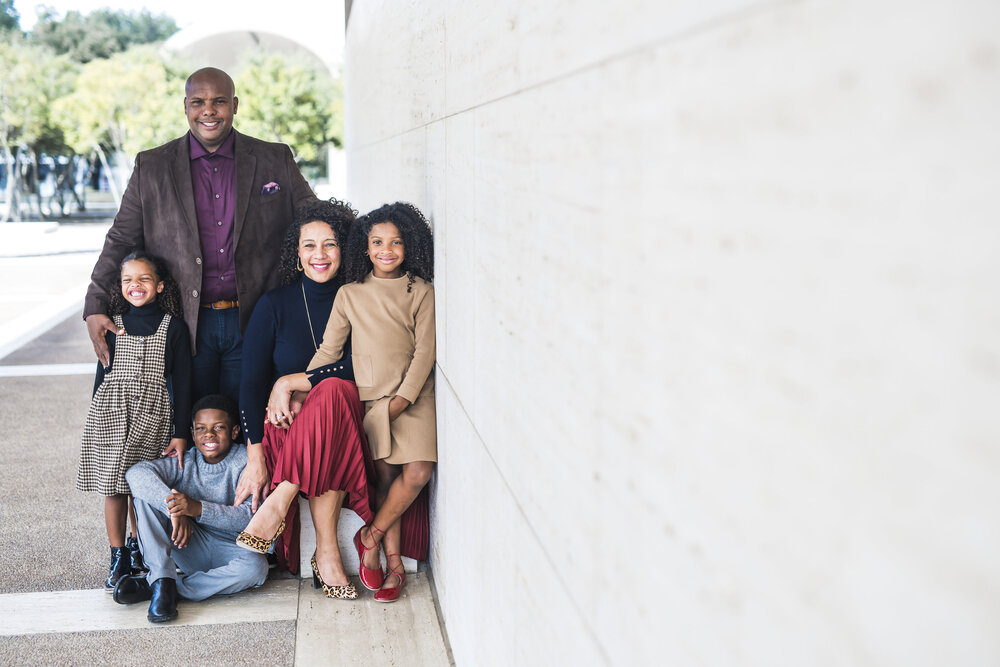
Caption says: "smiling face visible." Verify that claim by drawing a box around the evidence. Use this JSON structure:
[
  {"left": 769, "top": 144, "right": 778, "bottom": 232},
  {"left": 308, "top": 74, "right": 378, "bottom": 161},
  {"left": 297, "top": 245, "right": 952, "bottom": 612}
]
[
  {"left": 121, "top": 259, "right": 163, "bottom": 308},
  {"left": 191, "top": 408, "right": 239, "bottom": 464},
  {"left": 298, "top": 221, "right": 341, "bottom": 283},
  {"left": 184, "top": 69, "right": 238, "bottom": 152},
  {"left": 367, "top": 222, "right": 405, "bottom": 279}
]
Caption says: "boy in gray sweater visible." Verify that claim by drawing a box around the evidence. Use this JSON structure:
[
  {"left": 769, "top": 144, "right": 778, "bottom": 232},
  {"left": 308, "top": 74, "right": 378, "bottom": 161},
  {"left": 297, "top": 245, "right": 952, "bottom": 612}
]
[{"left": 113, "top": 395, "right": 268, "bottom": 622}]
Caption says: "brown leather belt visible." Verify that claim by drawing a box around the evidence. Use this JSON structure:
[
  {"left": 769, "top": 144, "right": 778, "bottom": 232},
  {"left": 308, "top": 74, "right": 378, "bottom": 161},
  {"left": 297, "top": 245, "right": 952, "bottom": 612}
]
[{"left": 201, "top": 300, "right": 239, "bottom": 310}]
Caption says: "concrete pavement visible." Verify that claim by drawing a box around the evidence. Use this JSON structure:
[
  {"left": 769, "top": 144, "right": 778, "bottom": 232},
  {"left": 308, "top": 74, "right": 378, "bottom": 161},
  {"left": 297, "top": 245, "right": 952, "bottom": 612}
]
[{"left": 0, "top": 217, "right": 452, "bottom": 666}]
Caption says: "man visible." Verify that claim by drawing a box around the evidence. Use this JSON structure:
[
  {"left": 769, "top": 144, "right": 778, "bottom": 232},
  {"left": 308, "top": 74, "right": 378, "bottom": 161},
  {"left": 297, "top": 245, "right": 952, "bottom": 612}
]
[
  {"left": 115, "top": 395, "right": 267, "bottom": 622},
  {"left": 84, "top": 67, "right": 316, "bottom": 406}
]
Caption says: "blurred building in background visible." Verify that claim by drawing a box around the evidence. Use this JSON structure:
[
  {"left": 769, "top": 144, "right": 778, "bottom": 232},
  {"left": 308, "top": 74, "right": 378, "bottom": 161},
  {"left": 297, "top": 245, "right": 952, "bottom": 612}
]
[{"left": 162, "top": 6, "right": 346, "bottom": 198}]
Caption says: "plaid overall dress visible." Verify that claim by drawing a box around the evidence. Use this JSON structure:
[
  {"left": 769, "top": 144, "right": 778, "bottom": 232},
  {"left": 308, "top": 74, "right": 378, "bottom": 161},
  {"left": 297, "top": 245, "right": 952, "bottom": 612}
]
[{"left": 76, "top": 314, "right": 174, "bottom": 496}]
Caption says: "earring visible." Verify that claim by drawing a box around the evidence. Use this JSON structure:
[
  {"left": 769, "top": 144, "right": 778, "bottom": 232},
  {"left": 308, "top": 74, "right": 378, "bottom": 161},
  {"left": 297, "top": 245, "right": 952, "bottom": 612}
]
[{"left": 296, "top": 258, "right": 303, "bottom": 272}]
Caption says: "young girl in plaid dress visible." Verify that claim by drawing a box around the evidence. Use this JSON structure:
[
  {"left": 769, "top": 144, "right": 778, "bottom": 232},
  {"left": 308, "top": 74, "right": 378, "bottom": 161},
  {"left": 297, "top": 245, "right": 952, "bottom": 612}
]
[{"left": 77, "top": 251, "right": 192, "bottom": 591}]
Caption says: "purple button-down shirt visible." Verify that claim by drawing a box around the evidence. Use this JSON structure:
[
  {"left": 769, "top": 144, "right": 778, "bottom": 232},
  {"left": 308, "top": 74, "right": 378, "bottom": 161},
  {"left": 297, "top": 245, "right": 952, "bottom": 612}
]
[{"left": 189, "top": 131, "right": 237, "bottom": 302}]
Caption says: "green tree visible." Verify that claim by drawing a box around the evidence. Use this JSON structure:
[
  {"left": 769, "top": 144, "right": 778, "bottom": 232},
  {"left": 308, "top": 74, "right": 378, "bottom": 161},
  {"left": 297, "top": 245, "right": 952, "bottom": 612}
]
[
  {"left": 53, "top": 46, "right": 186, "bottom": 203},
  {"left": 0, "top": 0, "right": 19, "bottom": 34},
  {"left": 0, "top": 39, "right": 78, "bottom": 220},
  {"left": 235, "top": 54, "right": 342, "bottom": 170},
  {"left": 30, "top": 8, "right": 177, "bottom": 62}
]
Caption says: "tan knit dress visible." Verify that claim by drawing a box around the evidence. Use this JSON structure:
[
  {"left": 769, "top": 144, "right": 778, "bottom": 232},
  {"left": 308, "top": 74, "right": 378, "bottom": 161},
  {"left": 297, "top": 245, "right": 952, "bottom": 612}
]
[{"left": 308, "top": 273, "right": 436, "bottom": 464}]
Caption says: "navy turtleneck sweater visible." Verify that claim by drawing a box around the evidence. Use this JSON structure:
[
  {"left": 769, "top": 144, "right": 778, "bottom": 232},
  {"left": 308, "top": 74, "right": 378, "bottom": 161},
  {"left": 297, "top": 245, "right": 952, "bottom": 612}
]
[
  {"left": 239, "top": 275, "right": 354, "bottom": 444},
  {"left": 92, "top": 302, "right": 192, "bottom": 438}
]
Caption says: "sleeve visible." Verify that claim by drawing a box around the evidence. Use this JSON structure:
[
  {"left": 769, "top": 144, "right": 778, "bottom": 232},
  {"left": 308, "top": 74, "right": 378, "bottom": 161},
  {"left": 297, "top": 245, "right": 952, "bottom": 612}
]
[
  {"left": 197, "top": 454, "right": 253, "bottom": 533},
  {"left": 125, "top": 455, "right": 183, "bottom": 507},
  {"left": 165, "top": 317, "right": 192, "bottom": 438},
  {"left": 197, "top": 496, "right": 254, "bottom": 534},
  {"left": 84, "top": 156, "right": 144, "bottom": 318},
  {"left": 305, "top": 338, "right": 355, "bottom": 382},
  {"left": 305, "top": 290, "right": 351, "bottom": 386},
  {"left": 92, "top": 331, "right": 116, "bottom": 396},
  {"left": 396, "top": 286, "right": 436, "bottom": 403},
  {"left": 284, "top": 144, "right": 318, "bottom": 209},
  {"left": 239, "top": 293, "right": 278, "bottom": 444}
]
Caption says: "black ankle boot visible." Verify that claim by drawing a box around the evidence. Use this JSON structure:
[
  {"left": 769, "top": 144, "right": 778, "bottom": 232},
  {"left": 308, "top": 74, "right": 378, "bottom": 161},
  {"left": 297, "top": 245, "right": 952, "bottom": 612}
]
[
  {"left": 125, "top": 536, "right": 148, "bottom": 575},
  {"left": 105, "top": 546, "right": 130, "bottom": 591},
  {"left": 147, "top": 577, "right": 178, "bottom": 623},
  {"left": 113, "top": 574, "right": 153, "bottom": 605}
]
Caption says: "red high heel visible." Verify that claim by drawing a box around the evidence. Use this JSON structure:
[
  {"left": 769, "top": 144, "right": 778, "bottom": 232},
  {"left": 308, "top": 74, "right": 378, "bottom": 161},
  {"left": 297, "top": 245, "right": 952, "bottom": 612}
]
[
  {"left": 353, "top": 525, "right": 384, "bottom": 591},
  {"left": 374, "top": 554, "right": 405, "bottom": 603}
]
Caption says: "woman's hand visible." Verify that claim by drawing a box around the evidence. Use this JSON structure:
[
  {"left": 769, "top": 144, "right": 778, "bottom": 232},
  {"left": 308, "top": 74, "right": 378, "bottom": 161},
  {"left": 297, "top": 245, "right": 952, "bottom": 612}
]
[
  {"left": 162, "top": 437, "right": 187, "bottom": 469},
  {"left": 234, "top": 443, "right": 271, "bottom": 513},
  {"left": 388, "top": 395, "right": 411, "bottom": 422},
  {"left": 266, "top": 375, "right": 297, "bottom": 429}
]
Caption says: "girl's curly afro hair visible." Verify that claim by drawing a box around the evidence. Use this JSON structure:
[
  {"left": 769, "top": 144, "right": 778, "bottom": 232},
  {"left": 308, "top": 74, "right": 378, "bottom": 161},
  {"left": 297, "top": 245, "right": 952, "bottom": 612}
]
[
  {"left": 108, "top": 250, "right": 183, "bottom": 318},
  {"left": 277, "top": 198, "right": 358, "bottom": 286},
  {"left": 344, "top": 201, "right": 434, "bottom": 291}
]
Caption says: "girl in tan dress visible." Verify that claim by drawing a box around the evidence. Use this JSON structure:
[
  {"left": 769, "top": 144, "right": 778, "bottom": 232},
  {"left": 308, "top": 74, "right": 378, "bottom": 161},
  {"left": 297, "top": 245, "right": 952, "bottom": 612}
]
[{"left": 259, "top": 202, "right": 436, "bottom": 602}]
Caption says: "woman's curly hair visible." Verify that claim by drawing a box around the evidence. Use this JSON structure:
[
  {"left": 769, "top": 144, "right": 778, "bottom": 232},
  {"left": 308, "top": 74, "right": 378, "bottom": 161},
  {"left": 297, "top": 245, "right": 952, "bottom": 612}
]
[
  {"left": 344, "top": 202, "right": 434, "bottom": 291},
  {"left": 278, "top": 198, "right": 358, "bottom": 286},
  {"left": 108, "top": 250, "right": 183, "bottom": 318}
]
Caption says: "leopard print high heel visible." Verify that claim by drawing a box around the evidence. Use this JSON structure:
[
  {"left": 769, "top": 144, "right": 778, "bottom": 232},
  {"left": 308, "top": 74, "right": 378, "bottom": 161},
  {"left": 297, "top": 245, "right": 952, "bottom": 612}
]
[
  {"left": 235, "top": 519, "right": 285, "bottom": 554},
  {"left": 311, "top": 553, "right": 358, "bottom": 600}
]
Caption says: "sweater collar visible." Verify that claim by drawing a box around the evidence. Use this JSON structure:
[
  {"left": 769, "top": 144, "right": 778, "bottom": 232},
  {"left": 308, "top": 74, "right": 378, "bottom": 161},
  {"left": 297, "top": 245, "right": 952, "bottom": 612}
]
[{"left": 300, "top": 274, "right": 340, "bottom": 300}]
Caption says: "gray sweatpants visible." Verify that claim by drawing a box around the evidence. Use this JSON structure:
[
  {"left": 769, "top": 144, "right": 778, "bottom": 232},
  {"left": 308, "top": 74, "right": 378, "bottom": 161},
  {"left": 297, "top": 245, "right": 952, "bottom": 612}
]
[{"left": 133, "top": 498, "right": 268, "bottom": 601}]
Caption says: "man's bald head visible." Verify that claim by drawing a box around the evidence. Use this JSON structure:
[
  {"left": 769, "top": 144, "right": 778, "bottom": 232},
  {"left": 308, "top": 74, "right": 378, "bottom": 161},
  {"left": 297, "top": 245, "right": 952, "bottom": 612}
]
[
  {"left": 185, "top": 67, "right": 235, "bottom": 98},
  {"left": 184, "top": 67, "right": 239, "bottom": 152}
]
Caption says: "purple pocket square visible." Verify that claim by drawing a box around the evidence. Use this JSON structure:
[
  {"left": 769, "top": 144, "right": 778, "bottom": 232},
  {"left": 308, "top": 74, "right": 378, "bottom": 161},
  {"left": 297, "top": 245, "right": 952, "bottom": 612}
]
[{"left": 261, "top": 182, "right": 281, "bottom": 195}]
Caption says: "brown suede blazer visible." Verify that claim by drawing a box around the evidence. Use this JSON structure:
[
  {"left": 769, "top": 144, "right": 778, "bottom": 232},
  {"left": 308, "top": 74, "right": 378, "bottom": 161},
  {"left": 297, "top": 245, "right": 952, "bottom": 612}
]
[{"left": 84, "top": 130, "right": 317, "bottom": 352}]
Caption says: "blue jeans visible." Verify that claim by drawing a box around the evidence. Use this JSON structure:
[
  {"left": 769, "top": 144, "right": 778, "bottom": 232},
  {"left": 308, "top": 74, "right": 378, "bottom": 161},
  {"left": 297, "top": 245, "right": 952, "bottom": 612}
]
[{"left": 192, "top": 307, "right": 242, "bottom": 406}]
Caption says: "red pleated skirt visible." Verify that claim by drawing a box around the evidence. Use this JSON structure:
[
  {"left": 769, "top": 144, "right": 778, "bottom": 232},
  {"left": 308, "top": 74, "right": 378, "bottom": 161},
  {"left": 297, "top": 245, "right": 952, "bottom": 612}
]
[{"left": 262, "top": 378, "right": 429, "bottom": 574}]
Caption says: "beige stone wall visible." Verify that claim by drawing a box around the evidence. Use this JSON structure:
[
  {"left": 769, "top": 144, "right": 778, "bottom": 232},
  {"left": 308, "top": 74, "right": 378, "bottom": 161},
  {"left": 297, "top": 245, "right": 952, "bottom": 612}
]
[{"left": 343, "top": 1, "right": 1000, "bottom": 664}]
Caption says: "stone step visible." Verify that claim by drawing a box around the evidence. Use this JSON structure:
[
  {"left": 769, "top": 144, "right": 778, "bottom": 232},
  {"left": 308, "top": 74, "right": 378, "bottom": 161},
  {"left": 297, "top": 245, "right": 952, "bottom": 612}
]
[{"left": 296, "top": 499, "right": 419, "bottom": 577}]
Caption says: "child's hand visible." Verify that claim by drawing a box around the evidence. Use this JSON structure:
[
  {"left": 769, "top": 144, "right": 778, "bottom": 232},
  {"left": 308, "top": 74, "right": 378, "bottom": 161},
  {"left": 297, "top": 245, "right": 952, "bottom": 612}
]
[
  {"left": 163, "top": 437, "right": 187, "bottom": 470},
  {"left": 166, "top": 489, "right": 202, "bottom": 518},
  {"left": 388, "top": 395, "right": 411, "bottom": 422},
  {"left": 171, "top": 515, "right": 191, "bottom": 548},
  {"left": 289, "top": 390, "right": 309, "bottom": 417}
]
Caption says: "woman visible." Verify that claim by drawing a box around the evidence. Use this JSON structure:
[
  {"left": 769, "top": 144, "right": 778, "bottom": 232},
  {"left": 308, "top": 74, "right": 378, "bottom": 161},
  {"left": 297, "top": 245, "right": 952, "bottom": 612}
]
[{"left": 236, "top": 199, "right": 371, "bottom": 598}]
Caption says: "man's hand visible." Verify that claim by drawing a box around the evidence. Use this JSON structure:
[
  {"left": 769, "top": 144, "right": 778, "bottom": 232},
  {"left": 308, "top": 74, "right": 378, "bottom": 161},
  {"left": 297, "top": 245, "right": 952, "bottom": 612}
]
[
  {"left": 388, "top": 395, "right": 411, "bottom": 422},
  {"left": 162, "top": 437, "right": 186, "bottom": 469},
  {"left": 171, "top": 515, "right": 192, "bottom": 548},
  {"left": 233, "top": 445, "right": 270, "bottom": 513},
  {"left": 166, "top": 489, "right": 202, "bottom": 518},
  {"left": 85, "top": 314, "right": 123, "bottom": 368}
]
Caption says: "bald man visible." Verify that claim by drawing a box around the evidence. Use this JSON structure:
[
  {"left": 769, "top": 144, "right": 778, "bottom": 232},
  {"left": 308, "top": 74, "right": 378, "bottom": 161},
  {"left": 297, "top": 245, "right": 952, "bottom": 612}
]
[
  {"left": 85, "top": 67, "right": 317, "bottom": 404},
  {"left": 84, "top": 68, "right": 317, "bottom": 508}
]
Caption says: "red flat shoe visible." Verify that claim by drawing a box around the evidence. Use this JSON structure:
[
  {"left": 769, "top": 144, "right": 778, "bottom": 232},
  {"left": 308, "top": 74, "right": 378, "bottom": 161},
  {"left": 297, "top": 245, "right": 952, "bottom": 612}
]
[
  {"left": 353, "top": 525, "right": 384, "bottom": 591},
  {"left": 374, "top": 556, "right": 405, "bottom": 603}
]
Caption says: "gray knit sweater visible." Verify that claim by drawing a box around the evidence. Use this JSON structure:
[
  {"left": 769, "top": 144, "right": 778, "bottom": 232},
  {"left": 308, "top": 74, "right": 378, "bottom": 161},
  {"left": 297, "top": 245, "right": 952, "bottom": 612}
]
[{"left": 125, "top": 445, "right": 252, "bottom": 542}]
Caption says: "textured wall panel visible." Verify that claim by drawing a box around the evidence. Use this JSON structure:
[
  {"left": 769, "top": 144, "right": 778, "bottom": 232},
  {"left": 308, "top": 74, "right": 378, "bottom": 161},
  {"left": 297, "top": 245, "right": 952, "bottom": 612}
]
[{"left": 345, "top": 0, "right": 1000, "bottom": 664}]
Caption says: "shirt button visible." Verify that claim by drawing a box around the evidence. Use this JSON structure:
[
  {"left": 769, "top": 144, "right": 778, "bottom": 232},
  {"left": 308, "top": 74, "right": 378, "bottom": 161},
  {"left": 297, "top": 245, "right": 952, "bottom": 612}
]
[
  {"left": 213, "top": 167, "right": 218, "bottom": 173},
  {"left": 192, "top": 290, "right": 199, "bottom": 298},
  {"left": 195, "top": 257, "right": 202, "bottom": 265},
  {"left": 215, "top": 194, "right": 221, "bottom": 199},
  {"left": 217, "top": 221, "right": 222, "bottom": 226},
  {"left": 219, "top": 248, "right": 225, "bottom": 253},
  {"left": 220, "top": 276, "right": 225, "bottom": 280}
]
